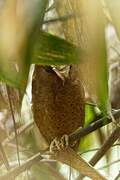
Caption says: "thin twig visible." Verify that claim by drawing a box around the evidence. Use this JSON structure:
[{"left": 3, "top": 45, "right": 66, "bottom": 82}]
[
  {"left": 98, "top": 159, "right": 120, "bottom": 170},
  {"left": 80, "top": 148, "right": 100, "bottom": 155},
  {"left": 44, "top": 14, "right": 74, "bottom": 24},
  {"left": 110, "top": 46, "right": 120, "bottom": 58},
  {"left": 45, "top": 3, "right": 55, "bottom": 12},
  {"left": 0, "top": 142, "right": 10, "bottom": 170},
  {"left": 2, "top": 121, "right": 34, "bottom": 147},
  {"left": 6, "top": 86, "right": 20, "bottom": 166},
  {"left": 80, "top": 143, "right": 120, "bottom": 155}
]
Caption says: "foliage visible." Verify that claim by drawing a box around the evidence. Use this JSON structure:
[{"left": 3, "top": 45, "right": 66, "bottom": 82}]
[{"left": 0, "top": 0, "right": 120, "bottom": 180}]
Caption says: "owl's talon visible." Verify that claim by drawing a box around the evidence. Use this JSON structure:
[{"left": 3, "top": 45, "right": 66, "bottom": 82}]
[
  {"left": 61, "top": 134, "right": 69, "bottom": 147},
  {"left": 50, "top": 134, "right": 69, "bottom": 154}
]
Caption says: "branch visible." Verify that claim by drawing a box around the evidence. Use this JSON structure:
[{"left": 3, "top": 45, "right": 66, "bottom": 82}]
[
  {"left": 89, "top": 126, "right": 120, "bottom": 166},
  {"left": 3, "top": 109, "right": 120, "bottom": 151},
  {"left": 44, "top": 109, "right": 120, "bottom": 152},
  {"left": 51, "top": 147, "right": 107, "bottom": 180},
  {"left": 69, "top": 109, "right": 120, "bottom": 144}
]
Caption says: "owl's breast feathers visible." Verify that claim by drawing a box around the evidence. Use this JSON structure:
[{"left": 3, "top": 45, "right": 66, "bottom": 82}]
[{"left": 32, "top": 65, "right": 85, "bottom": 144}]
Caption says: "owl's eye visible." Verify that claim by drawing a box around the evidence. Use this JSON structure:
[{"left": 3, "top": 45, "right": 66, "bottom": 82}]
[{"left": 44, "top": 66, "right": 53, "bottom": 73}]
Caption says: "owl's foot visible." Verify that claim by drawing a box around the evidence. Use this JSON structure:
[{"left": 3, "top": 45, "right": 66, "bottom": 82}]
[{"left": 50, "top": 134, "right": 69, "bottom": 153}]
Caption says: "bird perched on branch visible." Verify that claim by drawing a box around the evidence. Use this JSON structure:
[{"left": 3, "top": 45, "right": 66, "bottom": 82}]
[{"left": 32, "top": 65, "right": 85, "bottom": 150}]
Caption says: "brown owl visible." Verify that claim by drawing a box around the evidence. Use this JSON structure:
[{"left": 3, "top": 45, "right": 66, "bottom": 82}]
[{"left": 32, "top": 65, "right": 85, "bottom": 148}]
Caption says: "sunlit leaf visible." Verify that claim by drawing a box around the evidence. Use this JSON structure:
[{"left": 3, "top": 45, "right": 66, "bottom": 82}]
[
  {"left": 32, "top": 31, "right": 82, "bottom": 65},
  {"left": 85, "top": 104, "right": 96, "bottom": 126},
  {"left": 85, "top": 104, "right": 102, "bottom": 126},
  {"left": 55, "top": 0, "right": 109, "bottom": 114}
]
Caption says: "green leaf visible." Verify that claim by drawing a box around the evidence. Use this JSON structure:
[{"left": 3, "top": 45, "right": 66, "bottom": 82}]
[
  {"left": 0, "top": 0, "right": 83, "bottom": 90},
  {"left": 85, "top": 104, "right": 96, "bottom": 126},
  {"left": 0, "top": 0, "right": 48, "bottom": 90},
  {"left": 85, "top": 103, "right": 102, "bottom": 126},
  {"left": 32, "top": 31, "right": 82, "bottom": 65}
]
